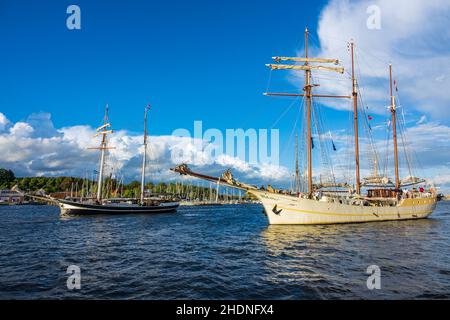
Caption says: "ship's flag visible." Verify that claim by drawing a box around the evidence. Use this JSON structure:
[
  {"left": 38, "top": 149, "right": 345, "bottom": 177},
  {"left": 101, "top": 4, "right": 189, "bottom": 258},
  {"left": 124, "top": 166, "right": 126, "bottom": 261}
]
[
  {"left": 311, "top": 137, "right": 314, "bottom": 149},
  {"left": 368, "top": 115, "right": 373, "bottom": 120},
  {"left": 328, "top": 131, "right": 336, "bottom": 151},
  {"left": 394, "top": 80, "right": 398, "bottom": 92}
]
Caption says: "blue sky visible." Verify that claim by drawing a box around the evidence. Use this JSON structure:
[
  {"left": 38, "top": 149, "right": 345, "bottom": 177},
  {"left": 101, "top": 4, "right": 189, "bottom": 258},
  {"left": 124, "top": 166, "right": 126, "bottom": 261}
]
[
  {"left": 0, "top": 0, "right": 329, "bottom": 132},
  {"left": 1, "top": 0, "right": 450, "bottom": 192}
]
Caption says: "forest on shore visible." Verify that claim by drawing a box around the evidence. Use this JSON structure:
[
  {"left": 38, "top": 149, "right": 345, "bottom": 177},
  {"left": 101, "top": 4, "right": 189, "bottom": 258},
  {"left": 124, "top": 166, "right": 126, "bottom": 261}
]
[{"left": 0, "top": 168, "right": 251, "bottom": 200}]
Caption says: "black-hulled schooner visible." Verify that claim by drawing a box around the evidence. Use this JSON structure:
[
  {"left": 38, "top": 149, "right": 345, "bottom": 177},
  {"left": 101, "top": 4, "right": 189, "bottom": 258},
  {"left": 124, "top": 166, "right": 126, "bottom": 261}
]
[{"left": 57, "top": 105, "right": 179, "bottom": 215}]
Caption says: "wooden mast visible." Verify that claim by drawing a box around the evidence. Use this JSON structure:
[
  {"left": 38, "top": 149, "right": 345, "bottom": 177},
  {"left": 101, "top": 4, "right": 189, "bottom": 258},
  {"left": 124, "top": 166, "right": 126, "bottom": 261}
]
[
  {"left": 305, "top": 28, "right": 313, "bottom": 194},
  {"left": 389, "top": 65, "right": 400, "bottom": 190},
  {"left": 264, "top": 28, "right": 346, "bottom": 195},
  {"left": 351, "top": 42, "right": 361, "bottom": 194},
  {"left": 91, "top": 104, "right": 114, "bottom": 202},
  {"left": 140, "top": 104, "right": 150, "bottom": 204}
]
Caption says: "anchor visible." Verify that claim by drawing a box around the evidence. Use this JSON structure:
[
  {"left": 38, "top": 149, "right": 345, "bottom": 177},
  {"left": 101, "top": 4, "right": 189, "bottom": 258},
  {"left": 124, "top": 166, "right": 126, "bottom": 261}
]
[{"left": 272, "top": 204, "right": 282, "bottom": 215}]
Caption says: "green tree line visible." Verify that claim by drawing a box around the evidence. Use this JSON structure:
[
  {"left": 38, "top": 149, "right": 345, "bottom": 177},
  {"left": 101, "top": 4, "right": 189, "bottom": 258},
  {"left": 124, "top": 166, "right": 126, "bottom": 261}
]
[{"left": 0, "top": 168, "right": 253, "bottom": 200}]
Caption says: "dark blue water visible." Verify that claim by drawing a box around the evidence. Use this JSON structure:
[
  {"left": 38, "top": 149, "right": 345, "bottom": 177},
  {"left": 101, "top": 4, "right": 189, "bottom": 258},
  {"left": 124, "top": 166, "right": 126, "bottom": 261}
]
[{"left": 0, "top": 202, "right": 449, "bottom": 299}]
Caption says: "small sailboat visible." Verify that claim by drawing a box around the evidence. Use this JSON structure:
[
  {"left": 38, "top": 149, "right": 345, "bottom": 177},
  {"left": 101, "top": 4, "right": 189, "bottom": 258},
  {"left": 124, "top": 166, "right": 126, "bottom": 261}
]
[
  {"left": 58, "top": 105, "right": 179, "bottom": 215},
  {"left": 171, "top": 28, "right": 439, "bottom": 225}
]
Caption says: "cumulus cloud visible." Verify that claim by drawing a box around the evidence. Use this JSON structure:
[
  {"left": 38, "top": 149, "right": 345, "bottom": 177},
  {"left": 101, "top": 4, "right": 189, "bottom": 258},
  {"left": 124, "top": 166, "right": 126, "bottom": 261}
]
[
  {"left": 26, "top": 112, "right": 61, "bottom": 138},
  {"left": 0, "top": 112, "right": 290, "bottom": 186},
  {"left": 9, "top": 122, "right": 34, "bottom": 137}
]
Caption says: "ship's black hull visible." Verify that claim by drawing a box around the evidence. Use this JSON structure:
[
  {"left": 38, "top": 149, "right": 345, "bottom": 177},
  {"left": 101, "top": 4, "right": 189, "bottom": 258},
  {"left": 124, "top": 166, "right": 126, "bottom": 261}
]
[{"left": 58, "top": 199, "right": 179, "bottom": 215}]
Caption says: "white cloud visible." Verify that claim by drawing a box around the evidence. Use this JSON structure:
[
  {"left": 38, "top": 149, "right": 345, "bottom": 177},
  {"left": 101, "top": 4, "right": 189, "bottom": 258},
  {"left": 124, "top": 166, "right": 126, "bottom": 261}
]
[
  {"left": 0, "top": 112, "right": 290, "bottom": 185},
  {"left": 430, "top": 173, "right": 450, "bottom": 186},
  {"left": 416, "top": 115, "right": 427, "bottom": 125},
  {"left": 251, "top": 163, "right": 291, "bottom": 181},
  {"left": 60, "top": 125, "right": 96, "bottom": 149},
  {"left": 9, "top": 122, "right": 34, "bottom": 137},
  {"left": 26, "top": 112, "right": 61, "bottom": 138},
  {"left": 290, "top": 0, "right": 450, "bottom": 119},
  {"left": 216, "top": 154, "right": 252, "bottom": 173},
  {"left": 0, "top": 113, "right": 9, "bottom": 132}
]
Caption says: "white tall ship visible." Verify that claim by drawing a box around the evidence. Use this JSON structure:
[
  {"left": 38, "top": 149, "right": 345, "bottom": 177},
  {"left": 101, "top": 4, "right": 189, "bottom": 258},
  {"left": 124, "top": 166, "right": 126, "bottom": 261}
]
[{"left": 172, "top": 28, "right": 438, "bottom": 225}]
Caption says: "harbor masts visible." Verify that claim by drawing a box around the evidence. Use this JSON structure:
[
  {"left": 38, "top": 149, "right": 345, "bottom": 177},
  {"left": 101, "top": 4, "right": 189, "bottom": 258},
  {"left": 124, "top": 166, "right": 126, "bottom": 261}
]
[
  {"left": 140, "top": 104, "right": 150, "bottom": 204},
  {"left": 389, "top": 65, "right": 400, "bottom": 190},
  {"left": 351, "top": 42, "right": 361, "bottom": 194}
]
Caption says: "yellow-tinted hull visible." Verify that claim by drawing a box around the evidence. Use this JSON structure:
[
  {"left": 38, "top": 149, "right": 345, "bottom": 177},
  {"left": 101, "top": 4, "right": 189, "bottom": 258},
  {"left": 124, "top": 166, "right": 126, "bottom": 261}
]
[{"left": 250, "top": 190, "right": 437, "bottom": 225}]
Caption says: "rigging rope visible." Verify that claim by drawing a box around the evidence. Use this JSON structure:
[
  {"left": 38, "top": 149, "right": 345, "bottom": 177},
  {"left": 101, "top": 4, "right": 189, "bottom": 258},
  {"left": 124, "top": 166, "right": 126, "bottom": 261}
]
[
  {"left": 355, "top": 48, "right": 382, "bottom": 178},
  {"left": 269, "top": 97, "right": 301, "bottom": 129},
  {"left": 311, "top": 96, "right": 337, "bottom": 185},
  {"left": 282, "top": 96, "right": 305, "bottom": 162}
]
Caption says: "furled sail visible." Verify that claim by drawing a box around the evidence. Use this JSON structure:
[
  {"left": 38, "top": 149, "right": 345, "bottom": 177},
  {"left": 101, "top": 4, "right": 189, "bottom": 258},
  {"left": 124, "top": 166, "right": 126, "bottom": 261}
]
[{"left": 265, "top": 64, "right": 344, "bottom": 74}]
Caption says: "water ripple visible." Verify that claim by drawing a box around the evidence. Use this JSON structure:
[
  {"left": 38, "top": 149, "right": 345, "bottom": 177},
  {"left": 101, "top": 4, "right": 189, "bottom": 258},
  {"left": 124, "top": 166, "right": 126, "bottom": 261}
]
[{"left": 0, "top": 202, "right": 449, "bottom": 299}]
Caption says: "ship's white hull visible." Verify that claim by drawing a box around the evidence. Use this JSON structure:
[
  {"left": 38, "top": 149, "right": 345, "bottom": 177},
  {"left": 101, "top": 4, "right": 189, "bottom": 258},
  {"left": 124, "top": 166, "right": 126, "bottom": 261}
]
[{"left": 250, "top": 190, "right": 437, "bottom": 225}]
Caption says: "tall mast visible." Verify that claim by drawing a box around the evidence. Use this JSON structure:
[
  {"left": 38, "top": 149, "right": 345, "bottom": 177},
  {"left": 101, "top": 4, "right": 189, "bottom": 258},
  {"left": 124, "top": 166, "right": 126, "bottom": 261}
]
[
  {"left": 140, "top": 104, "right": 150, "bottom": 204},
  {"left": 389, "top": 65, "right": 400, "bottom": 190},
  {"left": 264, "top": 28, "right": 347, "bottom": 195},
  {"left": 92, "top": 104, "right": 113, "bottom": 202},
  {"left": 351, "top": 42, "right": 361, "bottom": 194},
  {"left": 304, "top": 28, "right": 313, "bottom": 194},
  {"left": 295, "top": 133, "right": 300, "bottom": 194}
]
